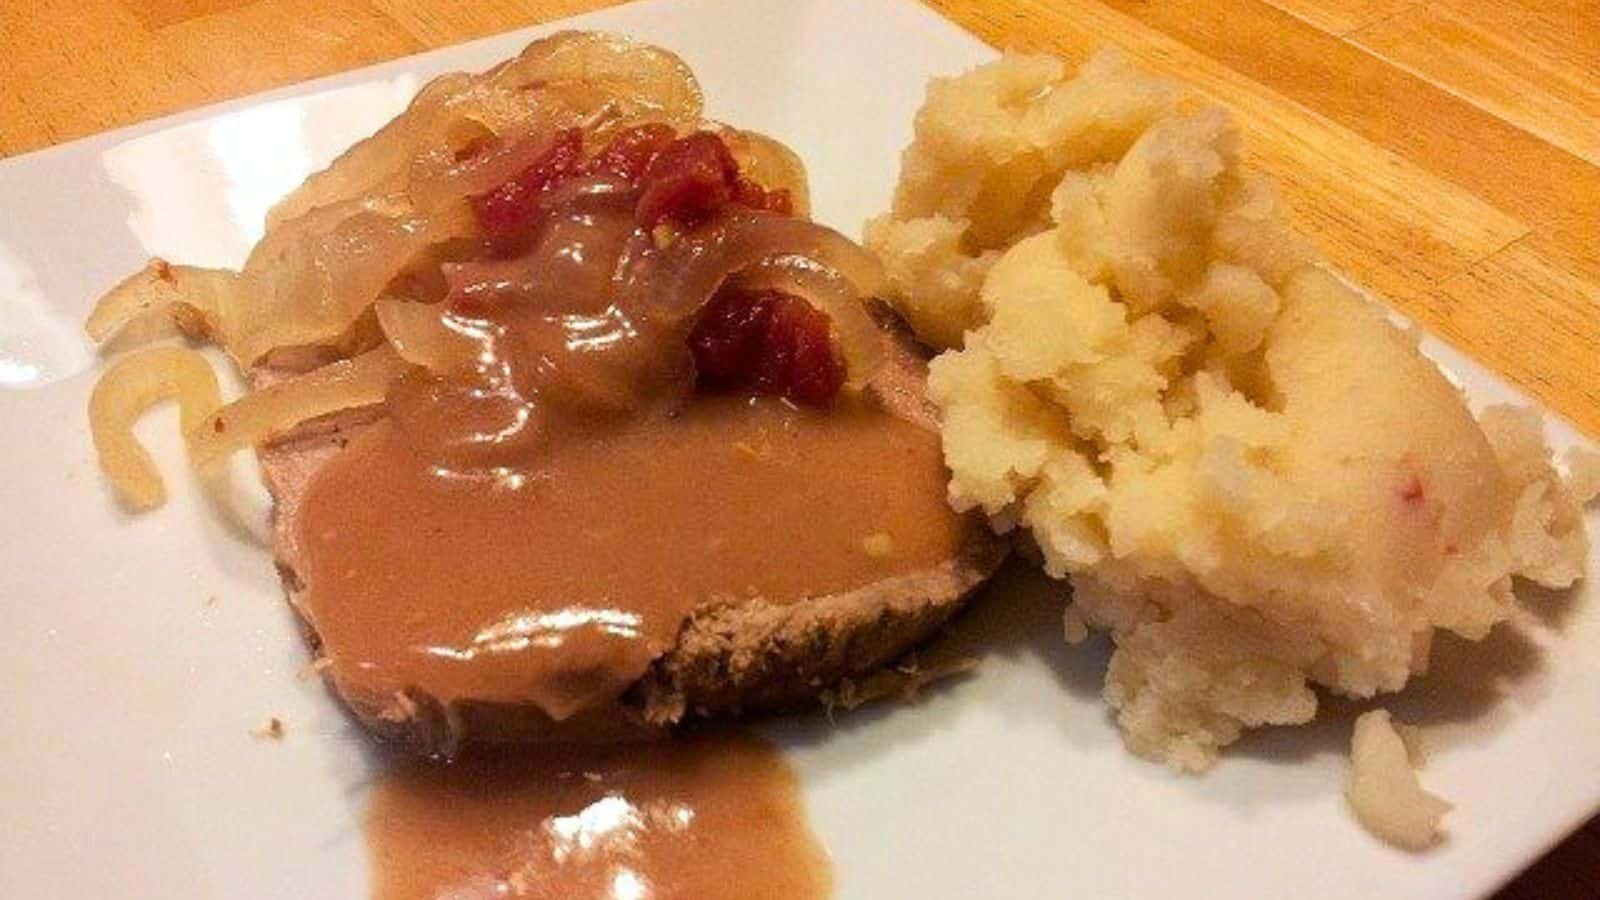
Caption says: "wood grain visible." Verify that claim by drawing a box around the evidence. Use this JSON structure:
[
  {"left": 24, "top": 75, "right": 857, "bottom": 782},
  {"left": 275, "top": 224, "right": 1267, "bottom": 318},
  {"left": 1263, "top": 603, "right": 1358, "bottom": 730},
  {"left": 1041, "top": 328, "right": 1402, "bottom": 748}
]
[
  {"left": 1259, "top": 0, "right": 1418, "bottom": 36},
  {"left": 1352, "top": 2, "right": 1600, "bottom": 166},
  {"left": 0, "top": 0, "right": 1596, "bottom": 894}
]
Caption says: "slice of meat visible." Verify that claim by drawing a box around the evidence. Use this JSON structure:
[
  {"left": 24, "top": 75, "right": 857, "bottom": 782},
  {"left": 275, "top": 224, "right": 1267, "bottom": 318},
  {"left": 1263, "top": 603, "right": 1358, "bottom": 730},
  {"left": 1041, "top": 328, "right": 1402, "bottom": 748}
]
[{"left": 259, "top": 310, "right": 1005, "bottom": 755}]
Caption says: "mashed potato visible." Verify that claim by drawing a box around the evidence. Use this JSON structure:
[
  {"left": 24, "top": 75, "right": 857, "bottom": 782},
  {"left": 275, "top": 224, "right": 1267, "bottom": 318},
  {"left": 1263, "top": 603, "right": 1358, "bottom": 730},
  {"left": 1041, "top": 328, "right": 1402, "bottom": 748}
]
[{"left": 868, "top": 50, "right": 1595, "bottom": 773}]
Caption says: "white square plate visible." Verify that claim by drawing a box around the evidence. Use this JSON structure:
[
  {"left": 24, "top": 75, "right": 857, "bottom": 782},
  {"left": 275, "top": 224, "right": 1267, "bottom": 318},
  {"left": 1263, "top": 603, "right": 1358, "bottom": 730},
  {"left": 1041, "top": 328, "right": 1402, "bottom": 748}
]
[{"left": 1, "top": 0, "right": 1595, "bottom": 897}]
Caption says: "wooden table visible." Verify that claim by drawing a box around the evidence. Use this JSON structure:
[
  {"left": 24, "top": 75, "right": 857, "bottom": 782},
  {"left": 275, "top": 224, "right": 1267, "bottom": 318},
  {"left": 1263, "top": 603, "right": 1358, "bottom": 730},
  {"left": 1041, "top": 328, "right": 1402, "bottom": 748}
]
[{"left": 1, "top": 0, "right": 1595, "bottom": 895}]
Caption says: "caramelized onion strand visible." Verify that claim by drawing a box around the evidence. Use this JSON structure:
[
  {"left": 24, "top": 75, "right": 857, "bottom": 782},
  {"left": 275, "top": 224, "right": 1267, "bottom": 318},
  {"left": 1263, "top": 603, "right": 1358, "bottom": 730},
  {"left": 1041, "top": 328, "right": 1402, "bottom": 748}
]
[
  {"left": 85, "top": 262, "right": 235, "bottom": 347},
  {"left": 188, "top": 348, "right": 409, "bottom": 469},
  {"left": 87, "top": 347, "right": 224, "bottom": 510},
  {"left": 375, "top": 298, "right": 486, "bottom": 376}
]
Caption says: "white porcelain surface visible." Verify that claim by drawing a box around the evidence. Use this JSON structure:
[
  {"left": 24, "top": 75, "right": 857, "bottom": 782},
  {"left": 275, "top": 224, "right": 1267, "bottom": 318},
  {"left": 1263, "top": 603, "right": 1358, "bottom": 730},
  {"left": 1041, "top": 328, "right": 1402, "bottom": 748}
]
[{"left": 1, "top": 0, "right": 1595, "bottom": 897}]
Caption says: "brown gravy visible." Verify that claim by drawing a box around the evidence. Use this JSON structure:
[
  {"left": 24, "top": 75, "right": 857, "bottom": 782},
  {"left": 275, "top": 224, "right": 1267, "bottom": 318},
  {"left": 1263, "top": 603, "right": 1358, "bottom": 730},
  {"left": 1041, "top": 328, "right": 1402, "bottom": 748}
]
[
  {"left": 295, "top": 394, "right": 965, "bottom": 720},
  {"left": 366, "top": 731, "right": 830, "bottom": 900}
]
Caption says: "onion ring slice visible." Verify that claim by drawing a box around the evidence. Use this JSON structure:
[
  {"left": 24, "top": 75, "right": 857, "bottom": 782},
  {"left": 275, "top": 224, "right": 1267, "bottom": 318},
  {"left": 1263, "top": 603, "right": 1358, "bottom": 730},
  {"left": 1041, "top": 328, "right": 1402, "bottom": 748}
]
[
  {"left": 718, "top": 126, "right": 811, "bottom": 217},
  {"left": 375, "top": 298, "right": 488, "bottom": 376}
]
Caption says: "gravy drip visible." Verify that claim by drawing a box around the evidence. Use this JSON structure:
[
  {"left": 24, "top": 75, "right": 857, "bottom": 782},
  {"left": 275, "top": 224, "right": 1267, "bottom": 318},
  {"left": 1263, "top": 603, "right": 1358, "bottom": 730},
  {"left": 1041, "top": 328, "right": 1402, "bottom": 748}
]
[{"left": 366, "top": 732, "right": 830, "bottom": 900}]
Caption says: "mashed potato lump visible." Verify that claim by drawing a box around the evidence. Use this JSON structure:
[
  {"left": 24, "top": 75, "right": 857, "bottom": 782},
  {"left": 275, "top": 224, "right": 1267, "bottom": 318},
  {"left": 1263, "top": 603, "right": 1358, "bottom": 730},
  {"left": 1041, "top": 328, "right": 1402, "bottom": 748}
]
[{"left": 868, "top": 50, "right": 1595, "bottom": 774}]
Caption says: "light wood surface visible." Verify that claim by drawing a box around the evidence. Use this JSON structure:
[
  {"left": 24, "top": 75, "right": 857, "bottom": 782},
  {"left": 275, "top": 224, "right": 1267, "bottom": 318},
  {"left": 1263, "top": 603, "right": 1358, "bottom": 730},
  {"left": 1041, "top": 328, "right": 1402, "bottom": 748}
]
[{"left": 1, "top": 0, "right": 1596, "bottom": 894}]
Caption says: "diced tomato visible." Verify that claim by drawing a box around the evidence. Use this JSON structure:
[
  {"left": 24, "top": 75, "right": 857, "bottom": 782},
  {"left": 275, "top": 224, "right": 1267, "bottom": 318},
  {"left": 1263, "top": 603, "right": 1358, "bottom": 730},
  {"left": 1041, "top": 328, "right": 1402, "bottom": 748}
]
[
  {"left": 689, "top": 288, "right": 773, "bottom": 390},
  {"left": 474, "top": 127, "right": 794, "bottom": 240},
  {"left": 469, "top": 129, "right": 585, "bottom": 242},
  {"left": 688, "top": 289, "right": 844, "bottom": 406},
  {"left": 635, "top": 132, "right": 742, "bottom": 229},
  {"left": 586, "top": 123, "right": 677, "bottom": 182},
  {"left": 764, "top": 297, "right": 843, "bottom": 405}
]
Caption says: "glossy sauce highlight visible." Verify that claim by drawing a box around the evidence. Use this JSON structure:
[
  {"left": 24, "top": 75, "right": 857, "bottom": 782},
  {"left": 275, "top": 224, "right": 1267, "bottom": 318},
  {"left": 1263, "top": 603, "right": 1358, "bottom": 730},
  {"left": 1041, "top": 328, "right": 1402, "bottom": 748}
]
[{"left": 366, "top": 732, "right": 830, "bottom": 900}]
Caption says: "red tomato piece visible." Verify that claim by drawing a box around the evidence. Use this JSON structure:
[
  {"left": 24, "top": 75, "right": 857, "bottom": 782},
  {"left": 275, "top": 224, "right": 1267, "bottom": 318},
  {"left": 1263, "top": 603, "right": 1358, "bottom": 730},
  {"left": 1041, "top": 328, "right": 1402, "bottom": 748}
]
[
  {"left": 469, "top": 129, "right": 585, "bottom": 242},
  {"left": 688, "top": 289, "right": 844, "bottom": 406},
  {"left": 635, "top": 132, "right": 742, "bottom": 229}
]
